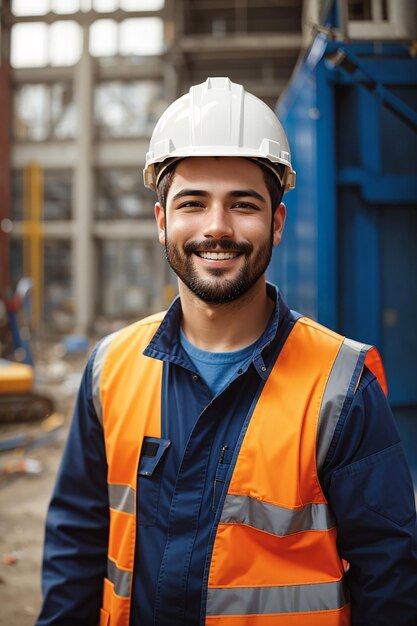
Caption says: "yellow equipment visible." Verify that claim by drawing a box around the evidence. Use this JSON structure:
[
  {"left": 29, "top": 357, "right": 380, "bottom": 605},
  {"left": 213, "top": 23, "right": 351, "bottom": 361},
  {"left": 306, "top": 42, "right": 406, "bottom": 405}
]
[{"left": 0, "top": 359, "right": 54, "bottom": 423}]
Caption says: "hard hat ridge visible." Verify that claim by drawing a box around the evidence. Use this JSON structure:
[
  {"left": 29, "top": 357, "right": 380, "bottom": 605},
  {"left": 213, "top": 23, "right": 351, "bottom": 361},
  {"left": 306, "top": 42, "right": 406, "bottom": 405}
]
[
  {"left": 188, "top": 77, "right": 245, "bottom": 149},
  {"left": 144, "top": 77, "right": 296, "bottom": 193}
]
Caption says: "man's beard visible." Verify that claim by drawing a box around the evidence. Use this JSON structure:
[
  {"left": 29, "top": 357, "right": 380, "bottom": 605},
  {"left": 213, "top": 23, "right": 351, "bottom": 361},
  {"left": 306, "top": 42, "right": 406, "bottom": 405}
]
[{"left": 164, "top": 232, "right": 273, "bottom": 304}]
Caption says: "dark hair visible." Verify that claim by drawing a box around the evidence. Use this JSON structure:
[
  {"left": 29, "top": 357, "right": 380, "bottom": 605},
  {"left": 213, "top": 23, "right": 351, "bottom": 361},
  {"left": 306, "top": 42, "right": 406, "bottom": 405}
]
[
  {"left": 256, "top": 159, "right": 285, "bottom": 213},
  {"left": 155, "top": 162, "right": 177, "bottom": 208},
  {"left": 156, "top": 158, "right": 284, "bottom": 212}
]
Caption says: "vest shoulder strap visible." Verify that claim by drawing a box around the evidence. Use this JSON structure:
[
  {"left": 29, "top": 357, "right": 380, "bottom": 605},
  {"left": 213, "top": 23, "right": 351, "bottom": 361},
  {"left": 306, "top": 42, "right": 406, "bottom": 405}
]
[
  {"left": 91, "top": 311, "right": 166, "bottom": 426},
  {"left": 296, "top": 317, "right": 388, "bottom": 471}
]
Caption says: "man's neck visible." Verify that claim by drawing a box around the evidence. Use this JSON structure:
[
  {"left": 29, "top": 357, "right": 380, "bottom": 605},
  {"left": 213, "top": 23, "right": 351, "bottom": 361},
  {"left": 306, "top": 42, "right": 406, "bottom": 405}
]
[{"left": 179, "top": 279, "right": 274, "bottom": 352}]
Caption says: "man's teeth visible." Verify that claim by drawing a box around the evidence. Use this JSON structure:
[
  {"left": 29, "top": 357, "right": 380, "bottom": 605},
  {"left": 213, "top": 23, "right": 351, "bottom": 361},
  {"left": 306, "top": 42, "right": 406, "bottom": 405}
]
[{"left": 199, "top": 251, "right": 239, "bottom": 260}]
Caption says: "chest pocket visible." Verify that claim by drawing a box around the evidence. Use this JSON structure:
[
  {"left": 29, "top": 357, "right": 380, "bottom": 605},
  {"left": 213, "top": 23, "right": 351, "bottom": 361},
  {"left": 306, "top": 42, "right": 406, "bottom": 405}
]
[{"left": 137, "top": 436, "right": 171, "bottom": 526}]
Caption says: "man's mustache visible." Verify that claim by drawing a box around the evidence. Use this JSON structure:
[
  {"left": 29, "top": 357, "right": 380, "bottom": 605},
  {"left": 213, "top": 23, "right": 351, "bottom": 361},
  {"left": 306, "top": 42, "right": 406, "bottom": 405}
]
[{"left": 183, "top": 240, "right": 252, "bottom": 255}]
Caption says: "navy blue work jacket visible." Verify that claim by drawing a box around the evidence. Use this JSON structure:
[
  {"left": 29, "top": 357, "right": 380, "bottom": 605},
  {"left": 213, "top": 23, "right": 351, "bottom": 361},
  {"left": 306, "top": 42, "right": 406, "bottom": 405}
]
[{"left": 37, "top": 285, "right": 417, "bottom": 626}]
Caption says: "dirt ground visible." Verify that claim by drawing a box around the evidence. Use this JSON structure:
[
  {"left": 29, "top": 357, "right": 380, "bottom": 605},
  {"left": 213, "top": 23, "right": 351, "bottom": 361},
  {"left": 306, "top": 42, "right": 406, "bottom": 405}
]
[
  {"left": 0, "top": 437, "right": 66, "bottom": 625},
  {"left": 0, "top": 339, "right": 88, "bottom": 626}
]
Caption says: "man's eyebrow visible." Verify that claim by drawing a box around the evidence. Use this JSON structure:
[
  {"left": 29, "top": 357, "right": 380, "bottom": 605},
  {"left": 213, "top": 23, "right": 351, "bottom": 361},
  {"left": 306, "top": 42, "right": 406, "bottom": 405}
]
[
  {"left": 171, "top": 189, "right": 209, "bottom": 201},
  {"left": 227, "top": 189, "right": 267, "bottom": 203}
]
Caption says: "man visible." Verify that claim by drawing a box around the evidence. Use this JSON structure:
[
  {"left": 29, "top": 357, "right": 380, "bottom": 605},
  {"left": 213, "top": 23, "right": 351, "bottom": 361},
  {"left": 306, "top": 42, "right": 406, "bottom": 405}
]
[{"left": 37, "top": 78, "right": 417, "bottom": 626}]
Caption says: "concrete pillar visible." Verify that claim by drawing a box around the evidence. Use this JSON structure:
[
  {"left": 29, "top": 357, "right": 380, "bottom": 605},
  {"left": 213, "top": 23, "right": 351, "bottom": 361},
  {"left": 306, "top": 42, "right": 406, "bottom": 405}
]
[
  {"left": 73, "top": 23, "right": 94, "bottom": 333},
  {"left": 388, "top": 0, "right": 417, "bottom": 39},
  {"left": 371, "top": 0, "right": 385, "bottom": 21}
]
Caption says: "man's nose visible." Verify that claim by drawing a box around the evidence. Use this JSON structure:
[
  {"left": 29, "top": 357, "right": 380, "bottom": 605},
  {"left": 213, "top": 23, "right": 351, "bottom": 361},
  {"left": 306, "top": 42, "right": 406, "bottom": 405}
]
[{"left": 202, "top": 205, "right": 233, "bottom": 239}]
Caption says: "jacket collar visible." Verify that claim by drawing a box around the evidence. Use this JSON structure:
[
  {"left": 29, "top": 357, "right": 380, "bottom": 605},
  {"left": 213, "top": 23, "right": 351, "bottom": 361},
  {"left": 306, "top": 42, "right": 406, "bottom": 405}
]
[{"left": 143, "top": 283, "right": 288, "bottom": 378}]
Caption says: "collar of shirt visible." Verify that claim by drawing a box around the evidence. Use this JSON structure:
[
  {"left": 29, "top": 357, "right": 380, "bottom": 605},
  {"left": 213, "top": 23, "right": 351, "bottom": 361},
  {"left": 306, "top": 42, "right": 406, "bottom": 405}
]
[{"left": 143, "top": 283, "right": 289, "bottom": 380}]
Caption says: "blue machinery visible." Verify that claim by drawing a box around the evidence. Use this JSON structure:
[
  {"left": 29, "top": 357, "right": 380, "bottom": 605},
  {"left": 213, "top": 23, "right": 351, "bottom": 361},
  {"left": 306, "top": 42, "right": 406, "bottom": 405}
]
[{"left": 269, "top": 34, "right": 417, "bottom": 481}]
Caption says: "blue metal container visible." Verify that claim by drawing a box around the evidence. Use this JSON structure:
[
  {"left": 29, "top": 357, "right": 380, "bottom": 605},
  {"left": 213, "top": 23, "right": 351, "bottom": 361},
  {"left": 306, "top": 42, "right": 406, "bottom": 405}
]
[{"left": 269, "top": 35, "right": 417, "bottom": 481}]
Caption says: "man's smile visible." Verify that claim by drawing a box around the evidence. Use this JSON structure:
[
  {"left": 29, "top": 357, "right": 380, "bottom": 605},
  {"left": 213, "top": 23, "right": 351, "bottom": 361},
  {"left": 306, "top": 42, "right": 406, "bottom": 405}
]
[{"left": 196, "top": 251, "right": 241, "bottom": 260}]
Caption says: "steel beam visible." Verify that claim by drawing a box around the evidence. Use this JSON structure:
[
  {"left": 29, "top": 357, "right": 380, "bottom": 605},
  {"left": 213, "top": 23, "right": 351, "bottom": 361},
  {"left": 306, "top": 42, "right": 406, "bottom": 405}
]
[{"left": 73, "top": 24, "right": 94, "bottom": 333}]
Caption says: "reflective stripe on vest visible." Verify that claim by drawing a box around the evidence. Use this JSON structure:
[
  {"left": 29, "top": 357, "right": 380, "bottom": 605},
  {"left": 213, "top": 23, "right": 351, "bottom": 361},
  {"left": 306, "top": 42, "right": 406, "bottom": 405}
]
[
  {"left": 92, "top": 331, "right": 118, "bottom": 427},
  {"left": 93, "top": 314, "right": 386, "bottom": 626},
  {"left": 107, "top": 558, "right": 131, "bottom": 598},
  {"left": 317, "top": 336, "right": 369, "bottom": 470},
  {"left": 108, "top": 484, "right": 135, "bottom": 515},
  {"left": 206, "top": 580, "right": 349, "bottom": 616},
  {"left": 220, "top": 495, "right": 335, "bottom": 535}
]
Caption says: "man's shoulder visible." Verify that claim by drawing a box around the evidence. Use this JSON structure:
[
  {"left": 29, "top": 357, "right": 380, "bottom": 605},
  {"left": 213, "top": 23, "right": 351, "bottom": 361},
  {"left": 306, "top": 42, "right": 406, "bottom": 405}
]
[
  {"left": 113, "top": 310, "right": 167, "bottom": 344},
  {"left": 293, "top": 315, "right": 344, "bottom": 343},
  {"left": 291, "top": 315, "right": 387, "bottom": 393},
  {"left": 94, "top": 310, "right": 167, "bottom": 362}
]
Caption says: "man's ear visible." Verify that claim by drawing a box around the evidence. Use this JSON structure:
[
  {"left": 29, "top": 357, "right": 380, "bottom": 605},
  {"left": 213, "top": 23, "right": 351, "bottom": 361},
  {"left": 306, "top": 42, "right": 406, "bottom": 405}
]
[
  {"left": 155, "top": 202, "right": 165, "bottom": 245},
  {"left": 272, "top": 202, "right": 286, "bottom": 247}
]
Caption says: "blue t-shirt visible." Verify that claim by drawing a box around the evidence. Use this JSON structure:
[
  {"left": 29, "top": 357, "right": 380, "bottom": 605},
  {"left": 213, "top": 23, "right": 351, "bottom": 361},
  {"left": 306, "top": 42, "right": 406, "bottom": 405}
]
[{"left": 180, "top": 328, "right": 262, "bottom": 397}]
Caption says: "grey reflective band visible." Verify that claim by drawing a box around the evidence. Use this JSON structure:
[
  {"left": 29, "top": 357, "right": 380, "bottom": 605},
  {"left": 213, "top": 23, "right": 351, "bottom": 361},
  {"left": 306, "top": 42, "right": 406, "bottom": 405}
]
[
  {"left": 107, "top": 558, "right": 131, "bottom": 598},
  {"left": 108, "top": 483, "right": 135, "bottom": 515},
  {"left": 316, "top": 337, "right": 368, "bottom": 471},
  {"left": 206, "top": 580, "right": 348, "bottom": 616},
  {"left": 92, "top": 332, "right": 117, "bottom": 426},
  {"left": 220, "top": 494, "right": 335, "bottom": 535}
]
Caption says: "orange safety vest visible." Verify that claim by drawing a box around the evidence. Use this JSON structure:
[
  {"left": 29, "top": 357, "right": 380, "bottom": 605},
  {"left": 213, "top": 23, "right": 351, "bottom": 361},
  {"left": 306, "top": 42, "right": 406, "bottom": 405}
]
[{"left": 93, "top": 313, "right": 387, "bottom": 626}]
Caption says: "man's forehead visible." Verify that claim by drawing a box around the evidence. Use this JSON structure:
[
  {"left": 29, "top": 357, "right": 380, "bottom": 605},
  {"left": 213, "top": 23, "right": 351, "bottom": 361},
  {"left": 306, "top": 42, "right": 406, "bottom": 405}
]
[{"left": 169, "top": 156, "right": 267, "bottom": 190}]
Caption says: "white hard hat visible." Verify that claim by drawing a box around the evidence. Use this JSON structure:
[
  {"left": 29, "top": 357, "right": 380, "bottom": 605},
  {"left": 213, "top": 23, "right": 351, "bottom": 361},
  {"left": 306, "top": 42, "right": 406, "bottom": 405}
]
[{"left": 143, "top": 77, "right": 296, "bottom": 193}]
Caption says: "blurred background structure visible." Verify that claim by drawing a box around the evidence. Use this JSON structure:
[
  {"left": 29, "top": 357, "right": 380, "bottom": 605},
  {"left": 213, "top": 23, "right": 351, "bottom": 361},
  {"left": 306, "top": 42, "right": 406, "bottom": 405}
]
[{"left": 0, "top": 0, "right": 306, "bottom": 334}]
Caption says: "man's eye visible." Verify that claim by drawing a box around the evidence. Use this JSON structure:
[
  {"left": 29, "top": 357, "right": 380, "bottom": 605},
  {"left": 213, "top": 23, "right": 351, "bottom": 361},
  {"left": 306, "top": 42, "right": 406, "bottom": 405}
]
[
  {"left": 177, "top": 201, "right": 204, "bottom": 209},
  {"left": 232, "top": 202, "right": 258, "bottom": 210}
]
